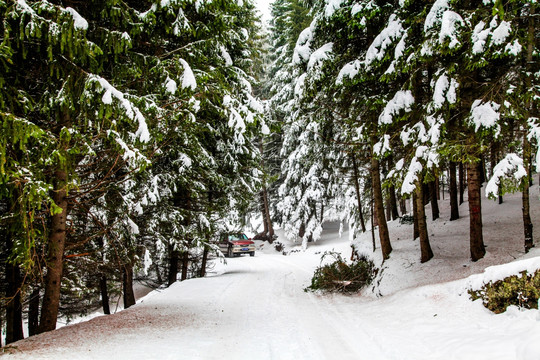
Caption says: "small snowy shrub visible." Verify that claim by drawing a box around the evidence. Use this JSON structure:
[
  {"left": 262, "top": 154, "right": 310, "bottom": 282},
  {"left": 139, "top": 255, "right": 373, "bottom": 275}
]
[
  {"left": 468, "top": 270, "right": 540, "bottom": 314},
  {"left": 399, "top": 214, "right": 414, "bottom": 225},
  {"left": 274, "top": 241, "right": 284, "bottom": 252},
  {"left": 306, "top": 251, "right": 377, "bottom": 293}
]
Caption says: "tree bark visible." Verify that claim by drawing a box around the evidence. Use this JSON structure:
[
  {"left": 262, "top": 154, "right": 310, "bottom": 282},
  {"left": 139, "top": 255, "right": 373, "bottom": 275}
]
[
  {"left": 167, "top": 245, "right": 179, "bottom": 286},
  {"left": 389, "top": 185, "right": 399, "bottom": 220},
  {"left": 5, "top": 258, "right": 24, "bottom": 344},
  {"left": 412, "top": 192, "right": 419, "bottom": 240},
  {"left": 38, "top": 168, "right": 69, "bottom": 334},
  {"left": 123, "top": 264, "right": 136, "bottom": 309},
  {"left": 429, "top": 178, "right": 439, "bottom": 221},
  {"left": 523, "top": 6, "right": 536, "bottom": 253},
  {"left": 351, "top": 154, "right": 367, "bottom": 232},
  {"left": 28, "top": 286, "right": 40, "bottom": 336},
  {"left": 100, "top": 275, "right": 110, "bottom": 315},
  {"left": 467, "top": 161, "right": 486, "bottom": 261},
  {"left": 262, "top": 186, "right": 275, "bottom": 242},
  {"left": 371, "top": 157, "right": 392, "bottom": 260},
  {"left": 415, "top": 180, "right": 433, "bottom": 263},
  {"left": 370, "top": 191, "right": 376, "bottom": 252},
  {"left": 459, "top": 162, "right": 465, "bottom": 205},
  {"left": 181, "top": 251, "right": 189, "bottom": 281},
  {"left": 449, "top": 162, "right": 459, "bottom": 220},
  {"left": 399, "top": 198, "right": 407, "bottom": 215},
  {"left": 199, "top": 245, "right": 209, "bottom": 278}
]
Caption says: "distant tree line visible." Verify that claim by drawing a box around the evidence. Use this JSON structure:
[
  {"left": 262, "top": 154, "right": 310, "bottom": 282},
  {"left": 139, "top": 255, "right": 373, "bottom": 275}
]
[{"left": 262, "top": 0, "right": 538, "bottom": 262}]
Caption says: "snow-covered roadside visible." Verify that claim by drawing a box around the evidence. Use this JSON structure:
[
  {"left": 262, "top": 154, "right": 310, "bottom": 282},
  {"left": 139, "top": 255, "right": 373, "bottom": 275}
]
[{"left": 3, "top": 187, "right": 540, "bottom": 360}]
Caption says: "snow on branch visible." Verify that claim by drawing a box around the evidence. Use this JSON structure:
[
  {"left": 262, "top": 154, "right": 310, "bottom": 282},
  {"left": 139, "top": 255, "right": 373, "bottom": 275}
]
[
  {"left": 365, "top": 15, "right": 405, "bottom": 68},
  {"left": 179, "top": 58, "right": 197, "bottom": 90},
  {"left": 424, "top": 0, "right": 449, "bottom": 32},
  {"left": 88, "top": 75, "right": 150, "bottom": 143},
  {"left": 293, "top": 27, "right": 313, "bottom": 65},
  {"left": 324, "top": 0, "right": 345, "bottom": 17},
  {"left": 469, "top": 100, "right": 500, "bottom": 135},
  {"left": 438, "top": 11, "right": 464, "bottom": 49},
  {"left": 307, "top": 43, "right": 333, "bottom": 71},
  {"left": 431, "top": 73, "right": 458, "bottom": 111},
  {"left": 485, "top": 154, "right": 527, "bottom": 199},
  {"left": 65, "top": 7, "right": 88, "bottom": 30},
  {"left": 378, "top": 90, "right": 414, "bottom": 125}
]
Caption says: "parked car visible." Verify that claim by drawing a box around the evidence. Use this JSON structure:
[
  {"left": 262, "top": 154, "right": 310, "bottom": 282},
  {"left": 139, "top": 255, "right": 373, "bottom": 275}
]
[{"left": 219, "top": 233, "right": 255, "bottom": 257}]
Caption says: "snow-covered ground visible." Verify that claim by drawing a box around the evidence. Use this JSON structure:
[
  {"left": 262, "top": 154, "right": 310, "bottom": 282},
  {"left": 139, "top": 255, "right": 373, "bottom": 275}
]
[{"left": 3, "top": 187, "right": 540, "bottom": 360}]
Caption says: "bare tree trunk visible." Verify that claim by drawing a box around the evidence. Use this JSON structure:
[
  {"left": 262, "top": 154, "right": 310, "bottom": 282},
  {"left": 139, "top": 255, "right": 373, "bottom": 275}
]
[
  {"left": 522, "top": 137, "right": 534, "bottom": 253},
  {"left": 262, "top": 187, "right": 275, "bottom": 242},
  {"left": 449, "top": 162, "right": 459, "bottom": 220},
  {"left": 28, "top": 286, "right": 40, "bottom": 336},
  {"left": 389, "top": 185, "right": 399, "bottom": 220},
  {"left": 100, "top": 275, "right": 110, "bottom": 315},
  {"left": 5, "top": 257, "right": 24, "bottom": 344},
  {"left": 370, "top": 191, "right": 376, "bottom": 252},
  {"left": 412, "top": 192, "right": 419, "bottom": 240},
  {"left": 167, "top": 245, "right": 179, "bottom": 286},
  {"left": 371, "top": 157, "right": 392, "bottom": 260},
  {"left": 399, "top": 198, "right": 407, "bottom": 215},
  {"left": 429, "top": 179, "right": 440, "bottom": 221},
  {"left": 523, "top": 6, "right": 536, "bottom": 253},
  {"left": 199, "top": 246, "right": 209, "bottom": 277},
  {"left": 123, "top": 264, "right": 136, "bottom": 309},
  {"left": 181, "top": 251, "right": 189, "bottom": 281},
  {"left": 415, "top": 180, "right": 433, "bottom": 263},
  {"left": 467, "top": 161, "right": 486, "bottom": 261},
  {"left": 351, "top": 154, "right": 367, "bottom": 232},
  {"left": 38, "top": 168, "right": 68, "bottom": 334},
  {"left": 459, "top": 162, "right": 465, "bottom": 205}
]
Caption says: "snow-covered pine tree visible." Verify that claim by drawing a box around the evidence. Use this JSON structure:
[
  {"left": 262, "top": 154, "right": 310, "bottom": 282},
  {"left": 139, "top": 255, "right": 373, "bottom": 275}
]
[{"left": 1, "top": 0, "right": 265, "bottom": 334}]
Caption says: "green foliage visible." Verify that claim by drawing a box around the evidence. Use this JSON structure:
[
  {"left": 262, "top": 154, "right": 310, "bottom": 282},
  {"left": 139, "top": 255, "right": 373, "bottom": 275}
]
[
  {"left": 468, "top": 270, "right": 540, "bottom": 314},
  {"left": 306, "top": 251, "right": 377, "bottom": 293}
]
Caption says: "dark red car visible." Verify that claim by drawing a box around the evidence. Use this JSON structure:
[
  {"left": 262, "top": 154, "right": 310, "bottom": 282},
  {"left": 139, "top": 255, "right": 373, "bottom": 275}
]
[{"left": 219, "top": 233, "right": 255, "bottom": 257}]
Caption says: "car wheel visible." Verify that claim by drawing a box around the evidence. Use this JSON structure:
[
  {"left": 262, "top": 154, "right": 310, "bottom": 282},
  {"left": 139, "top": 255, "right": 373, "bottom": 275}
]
[
  {"left": 250, "top": 251, "right": 255, "bottom": 257},
  {"left": 228, "top": 247, "right": 233, "bottom": 258}
]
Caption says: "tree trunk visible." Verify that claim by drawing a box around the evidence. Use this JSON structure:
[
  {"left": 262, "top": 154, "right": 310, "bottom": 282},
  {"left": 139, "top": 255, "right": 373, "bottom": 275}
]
[
  {"left": 100, "top": 275, "right": 110, "bottom": 315},
  {"left": 262, "top": 187, "right": 275, "bottom": 242},
  {"left": 467, "top": 161, "right": 486, "bottom": 261},
  {"left": 28, "top": 286, "right": 40, "bottom": 336},
  {"left": 38, "top": 168, "right": 69, "bottom": 334},
  {"left": 449, "top": 162, "right": 459, "bottom": 220},
  {"left": 181, "top": 251, "right": 189, "bottom": 281},
  {"left": 429, "top": 179, "right": 439, "bottom": 221},
  {"left": 399, "top": 198, "right": 407, "bottom": 215},
  {"left": 389, "top": 185, "right": 399, "bottom": 220},
  {"left": 123, "top": 264, "right": 136, "bottom": 309},
  {"left": 523, "top": 6, "right": 535, "bottom": 253},
  {"left": 168, "top": 245, "right": 179, "bottom": 286},
  {"left": 155, "top": 262, "right": 163, "bottom": 284},
  {"left": 370, "top": 191, "right": 376, "bottom": 252},
  {"left": 459, "top": 162, "right": 465, "bottom": 205},
  {"left": 5, "top": 259, "right": 24, "bottom": 344},
  {"left": 522, "top": 129, "right": 534, "bottom": 253},
  {"left": 412, "top": 192, "right": 419, "bottom": 240},
  {"left": 199, "top": 245, "right": 209, "bottom": 278},
  {"left": 415, "top": 180, "right": 433, "bottom": 263},
  {"left": 298, "top": 222, "right": 306, "bottom": 239},
  {"left": 351, "top": 154, "right": 367, "bottom": 232},
  {"left": 371, "top": 157, "right": 392, "bottom": 260}
]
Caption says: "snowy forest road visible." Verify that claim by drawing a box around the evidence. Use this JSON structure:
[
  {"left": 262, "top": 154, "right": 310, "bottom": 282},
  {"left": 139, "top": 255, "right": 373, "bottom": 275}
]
[
  {"left": 6, "top": 252, "right": 388, "bottom": 360},
  {"left": 5, "top": 243, "right": 539, "bottom": 360}
]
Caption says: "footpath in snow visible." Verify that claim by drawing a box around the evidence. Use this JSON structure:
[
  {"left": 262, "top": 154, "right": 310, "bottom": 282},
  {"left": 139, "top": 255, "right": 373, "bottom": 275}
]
[{"left": 3, "top": 187, "right": 540, "bottom": 360}]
